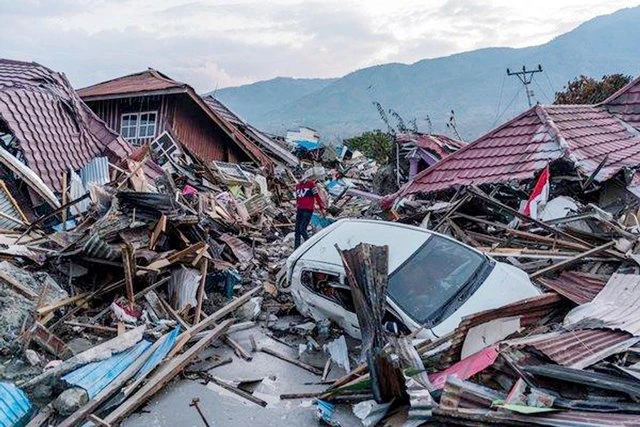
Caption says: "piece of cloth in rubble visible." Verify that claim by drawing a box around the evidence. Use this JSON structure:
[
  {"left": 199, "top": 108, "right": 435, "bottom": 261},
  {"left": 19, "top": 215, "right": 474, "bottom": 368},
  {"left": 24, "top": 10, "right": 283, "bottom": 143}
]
[
  {"left": 182, "top": 184, "right": 198, "bottom": 196},
  {"left": 296, "top": 179, "right": 325, "bottom": 211},
  {"left": 295, "top": 208, "right": 313, "bottom": 249},
  {"left": 523, "top": 166, "right": 550, "bottom": 220}
]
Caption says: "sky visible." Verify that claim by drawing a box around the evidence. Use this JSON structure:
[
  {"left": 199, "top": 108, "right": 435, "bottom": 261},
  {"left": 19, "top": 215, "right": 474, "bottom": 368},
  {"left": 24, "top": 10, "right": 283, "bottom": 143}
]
[{"left": 1, "top": 0, "right": 639, "bottom": 91}]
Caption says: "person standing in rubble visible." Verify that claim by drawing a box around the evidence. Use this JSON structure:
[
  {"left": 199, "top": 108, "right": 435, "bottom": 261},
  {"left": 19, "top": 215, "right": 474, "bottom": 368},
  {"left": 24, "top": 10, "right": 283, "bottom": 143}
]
[{"left": 295, "top": 168, "right": 326, "bottom": 249}]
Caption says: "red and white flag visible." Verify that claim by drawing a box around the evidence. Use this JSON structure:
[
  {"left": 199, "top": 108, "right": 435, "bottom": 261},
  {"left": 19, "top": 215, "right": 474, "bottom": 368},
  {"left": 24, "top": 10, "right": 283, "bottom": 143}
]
[{"left": 523, "top": 166, "right": 550, "bottom": 220}]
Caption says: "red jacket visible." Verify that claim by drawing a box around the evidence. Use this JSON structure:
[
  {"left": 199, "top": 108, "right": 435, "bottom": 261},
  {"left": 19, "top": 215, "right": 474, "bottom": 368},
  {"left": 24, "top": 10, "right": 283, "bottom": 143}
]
[{"left": 296, "top": 179, "right": 325, "bottom": 211}]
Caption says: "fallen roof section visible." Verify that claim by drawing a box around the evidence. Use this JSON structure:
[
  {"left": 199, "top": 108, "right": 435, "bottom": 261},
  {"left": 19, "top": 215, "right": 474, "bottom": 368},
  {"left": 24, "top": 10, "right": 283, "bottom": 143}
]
[
  {"left": 0, "top": 59, "right": 132, "bottom": 192},
  {"left": 565, "top": 272, "right": 640, "bottom": 335},
  {"left": 396, "top": 104, "right": 640, "bottom": 198},
  {"left": 203, "top": 95, "right": 299, "bottom": 167}
]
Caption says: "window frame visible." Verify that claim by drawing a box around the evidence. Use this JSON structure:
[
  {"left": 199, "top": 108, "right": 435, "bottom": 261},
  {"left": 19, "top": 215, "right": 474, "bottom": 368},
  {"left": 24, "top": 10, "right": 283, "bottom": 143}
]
[{"left": 120, "top": 111, "right": 158, "bottom": 145}]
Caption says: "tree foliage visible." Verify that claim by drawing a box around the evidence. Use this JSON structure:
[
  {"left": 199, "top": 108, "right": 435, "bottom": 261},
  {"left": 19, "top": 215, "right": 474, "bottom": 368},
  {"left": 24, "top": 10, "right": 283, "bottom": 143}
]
[
  {"left": 344, "top": 130, "right": 394, "bottom": 163},
  {"left": 554, "top": 74, "right": 632, "bottom": 105}
]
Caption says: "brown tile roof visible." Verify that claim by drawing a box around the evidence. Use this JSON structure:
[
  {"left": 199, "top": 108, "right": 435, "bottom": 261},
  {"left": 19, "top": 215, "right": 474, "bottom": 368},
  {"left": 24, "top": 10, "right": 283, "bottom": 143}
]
[
  {"left": 0, "top": 59, "right": 132, "bottom": 192},
  {"left": 396, "top": 104, "right": 640, "bottom": 198},
  {"left": 77, "top": 69, "right": 187, "bottom": 100},
  {"left": 203, "top": 95, "right": 298, "bottom": 167},
  {"left": 601, "top": 75, "right": 640, "bottom": 130}
]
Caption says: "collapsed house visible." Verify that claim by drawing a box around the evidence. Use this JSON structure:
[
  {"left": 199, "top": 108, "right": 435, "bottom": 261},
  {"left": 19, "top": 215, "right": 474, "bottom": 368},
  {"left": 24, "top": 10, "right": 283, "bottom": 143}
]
[
  {"left": 77, "top": 69, "right": 292, "bottom": 169},
  {"left": 0, "top": 59, "right": 134, "bottom": 219},
  {"left": 395, "top": 132, "right": 465, "bottom": 179}
]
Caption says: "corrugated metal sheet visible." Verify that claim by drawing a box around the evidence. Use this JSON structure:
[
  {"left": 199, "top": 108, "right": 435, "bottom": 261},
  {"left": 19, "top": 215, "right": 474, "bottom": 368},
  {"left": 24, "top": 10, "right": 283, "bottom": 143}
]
[
  {"left": 62, "top": 340, "right": 151, "bottom": 399},
  {"left": 397, "top": 104, "right": 640, "bottom": 197},
  {"left": 0, "top": 181, "right": 25, "bottom": 229},
  {"left": 80, "top": 156, "right": 110, "bottom": 187},
  {"left": 538, "top": 271, "right": 607, "bottom": 305},
  {"left": 135, "top": 326, "right": 180, "bottom": 380},
  {"left": 0, "top": 382, "right": 31, "bottom": 427},
  {"left": 602, "top": 75, "right": 640, "bottom": 130},
  {"left": 78, "top": 70, "right": 186, "bottom": 99},
  {"left": 440, "top": 377, "right": 505, "bottom": 410},
  {"left": 565, "top": 272, "right": 640, "bottom": 335},
  {"left": 82, "top": 233, "right": 120, "bottom": 260},
  {"left": 168, "top": 266, "right": 201, "bottom": 310},
  {"left": 525, "top": 329, "right": 639, "bottom": 369},
  {"left": 435, "top": 406, "right": 640, "bottom": 426},
  {"left": 0, "top": 59, "right": 132, "bottom": 192},
  {"left": 441, "top": 293, "right": 563, "bottom": 366}
]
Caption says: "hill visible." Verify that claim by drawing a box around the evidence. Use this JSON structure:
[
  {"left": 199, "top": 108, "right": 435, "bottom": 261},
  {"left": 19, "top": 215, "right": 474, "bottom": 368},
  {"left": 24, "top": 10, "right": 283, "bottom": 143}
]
[{"left": 214, "top": 6, "right": 640, "bottom": 142}]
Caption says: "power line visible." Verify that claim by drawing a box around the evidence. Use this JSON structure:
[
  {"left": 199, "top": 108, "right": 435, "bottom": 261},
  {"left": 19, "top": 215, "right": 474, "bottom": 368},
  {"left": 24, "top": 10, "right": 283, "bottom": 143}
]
[
  {"left": 507, "top": 64, "right": 544, "bottom": 107},
  {"left": 492, "top": 87, "right": 521, "bottom": 128},
  {"left": 533, "top": 78, "right": 552, "bottom": 104},
  {"left": 493, "top": 73, "right": 506, "bottom": 126}
]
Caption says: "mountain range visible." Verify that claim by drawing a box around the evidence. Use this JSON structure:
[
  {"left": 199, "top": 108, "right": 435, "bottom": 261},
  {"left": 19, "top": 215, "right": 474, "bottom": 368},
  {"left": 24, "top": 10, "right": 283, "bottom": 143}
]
[{"left": 213, "top": 6, "right": 640, "bottom": 142}]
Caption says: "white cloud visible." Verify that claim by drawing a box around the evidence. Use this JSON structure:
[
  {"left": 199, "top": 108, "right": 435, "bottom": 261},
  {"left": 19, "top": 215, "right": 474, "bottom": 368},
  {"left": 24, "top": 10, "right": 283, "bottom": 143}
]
[{"left": 0, "top": 0, "right": 638, "bottom": 90}]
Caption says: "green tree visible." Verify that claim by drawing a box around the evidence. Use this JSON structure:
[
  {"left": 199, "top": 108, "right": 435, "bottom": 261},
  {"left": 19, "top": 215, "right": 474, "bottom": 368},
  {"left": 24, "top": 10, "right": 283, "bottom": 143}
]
[
  {"left": 554, "top": 74, "right": 632, "bottom": 105},
  {"left": 344, "top": 130, "right": 394, "bottom": 163}
]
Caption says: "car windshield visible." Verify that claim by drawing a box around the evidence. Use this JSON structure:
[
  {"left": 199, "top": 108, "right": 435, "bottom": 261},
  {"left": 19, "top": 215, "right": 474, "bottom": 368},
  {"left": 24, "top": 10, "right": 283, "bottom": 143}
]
[{"left": 388, "top": 235, "right": 486, "bottom": 324}]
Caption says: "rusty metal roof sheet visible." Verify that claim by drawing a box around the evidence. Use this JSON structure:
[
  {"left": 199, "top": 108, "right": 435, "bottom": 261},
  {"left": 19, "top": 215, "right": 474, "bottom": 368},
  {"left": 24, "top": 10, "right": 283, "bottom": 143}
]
[
  {"left": 0, "top": 59, "right": 132, "bottom": 192},
  {"left": 77, "top": 69, "right": 186, "bottom": 100},
  {"left": 538, "top": 271, "right": 607, "bottom": 305},
  {"left": 565, "top": 272, "right": 640, "bottom": 335},
  {"left": 435, "top": 406, "right": 640, "bottom": 426},
  {"left": 524, "top": 329, "right": 639, "bottom": 369},
  {"left": 440, "top": 377, "right": 504, "bottom": 410},
  {"left": 397, "top": 104, "right": 640, "bottom": 198},
  {"left": 441, "top": 293, "right": 563, "bottom": 366},
  {"left": 601, "top": 75, "right": 640, "bottom": 130}
]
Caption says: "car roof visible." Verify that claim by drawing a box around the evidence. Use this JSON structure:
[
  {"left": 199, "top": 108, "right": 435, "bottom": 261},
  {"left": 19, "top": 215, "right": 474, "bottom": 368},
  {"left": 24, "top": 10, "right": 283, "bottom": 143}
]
[{"left": 293, "top": 219, "right": 433, "bottom": 273}]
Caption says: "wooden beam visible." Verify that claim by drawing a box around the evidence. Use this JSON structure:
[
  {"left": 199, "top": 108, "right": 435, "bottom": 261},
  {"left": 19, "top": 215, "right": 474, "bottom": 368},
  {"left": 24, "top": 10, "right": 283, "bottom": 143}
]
[
  {"left": 149, "top": 214, "right": 166, "bottom": 251},
  {"left": 530, "top": 241, "right": 615, "bottom": 279},
  {"left": 0, "top": 270, "right": 38, "bottom": 299},
  {"left": 167, "top": 286, "right": 261, "bottom": 358},
  {"left": 194, "top": 259, "right": 208, "bottom": 325},
  {"left": 259, "top": 346, "right": 322, "bottom": 375},
  {"left": 102, "top": 320, "right": 233, "bottom": 425},
  {"left": 223, "top": 335, "right": 252, "bottom": 361},
  {"left": 203, "top": 373, "right": 267, "bottom": 407},
  {"left": 121, "top": 243, "right": 136, "bottom": 307}
]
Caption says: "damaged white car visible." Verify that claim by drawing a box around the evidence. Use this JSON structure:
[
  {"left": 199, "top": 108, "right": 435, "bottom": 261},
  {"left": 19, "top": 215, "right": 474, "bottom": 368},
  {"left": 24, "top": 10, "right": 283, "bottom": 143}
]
[{"left": 281, "top": 219, "right": 541, "bottom": 340}]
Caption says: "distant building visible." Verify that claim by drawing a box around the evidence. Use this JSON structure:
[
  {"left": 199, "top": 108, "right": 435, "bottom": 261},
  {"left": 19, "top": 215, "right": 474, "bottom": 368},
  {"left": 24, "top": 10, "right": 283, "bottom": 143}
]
[
  {"left": 395, "top": 133, "right": 466, "bottom": 179},
  {"left": 78, "top": 69, "right": 276, "bottom": 168},
  {"left": 285, "top": 126, "right": 320, "bottom": 148}
]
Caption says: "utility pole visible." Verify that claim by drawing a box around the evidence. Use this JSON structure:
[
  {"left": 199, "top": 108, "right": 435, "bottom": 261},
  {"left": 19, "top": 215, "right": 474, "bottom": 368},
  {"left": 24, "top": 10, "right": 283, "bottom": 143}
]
[{"left": 507, "top": 64, "right": 543, "bottom": 107}]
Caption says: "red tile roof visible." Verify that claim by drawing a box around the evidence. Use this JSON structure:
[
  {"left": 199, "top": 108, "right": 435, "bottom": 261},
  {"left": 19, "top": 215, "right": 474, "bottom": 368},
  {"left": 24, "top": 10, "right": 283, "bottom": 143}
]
[
  {"left": 396, "top": 104, "right": 640, "bottom": 198},
  {"left": 77, "top": 69, "right": 187, "bottom": 100},
  {"left": 0, "top": 59, "right": 132, "bottom": 192},
  {"left": 601, "top": 75, "right": 640, "bottom": 130}
]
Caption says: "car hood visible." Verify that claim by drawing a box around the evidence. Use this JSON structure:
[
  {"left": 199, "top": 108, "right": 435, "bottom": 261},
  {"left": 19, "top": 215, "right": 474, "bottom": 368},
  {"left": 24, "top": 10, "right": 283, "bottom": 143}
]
[{"left": 429, "top": 261, "right": 541, "bottom": 337}]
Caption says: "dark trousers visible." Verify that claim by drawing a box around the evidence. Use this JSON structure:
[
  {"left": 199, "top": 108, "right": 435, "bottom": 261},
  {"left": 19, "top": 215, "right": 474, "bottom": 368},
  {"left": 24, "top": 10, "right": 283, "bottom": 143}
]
[{"left": 295, "top": 209, "right": 313, "bottom": 249}]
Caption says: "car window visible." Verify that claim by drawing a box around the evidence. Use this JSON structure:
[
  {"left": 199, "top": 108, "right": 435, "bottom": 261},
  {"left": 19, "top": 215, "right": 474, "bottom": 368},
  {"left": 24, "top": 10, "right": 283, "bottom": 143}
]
[{"left": 388, "top": 235, "right": 485, "bottom": 324}]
